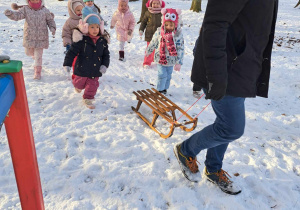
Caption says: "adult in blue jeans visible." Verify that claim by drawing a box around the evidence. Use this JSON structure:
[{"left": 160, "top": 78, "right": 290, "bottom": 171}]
[{"left": 174, "top": 0, "right": 278, "bottom": 195}]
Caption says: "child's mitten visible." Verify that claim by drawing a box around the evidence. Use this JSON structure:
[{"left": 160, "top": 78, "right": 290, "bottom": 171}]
[
  {"left": 64, "top": 66, "right": 71, "bottom": 73},
  {"left": 64, "top": 45, "right": 71, "bottom": 54},
  {"left": 99, "top": 65, "right": 107, "bottom": 74}
]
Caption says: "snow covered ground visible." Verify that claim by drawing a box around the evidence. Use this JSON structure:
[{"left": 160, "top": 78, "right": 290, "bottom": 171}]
[{"left": 0, "top": 0, "right": 299, "bottom": 209}]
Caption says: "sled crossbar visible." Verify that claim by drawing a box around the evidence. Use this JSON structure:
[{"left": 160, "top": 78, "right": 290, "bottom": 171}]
[{"left": 131, "top": 88, "right": 197, "bottom": 138}]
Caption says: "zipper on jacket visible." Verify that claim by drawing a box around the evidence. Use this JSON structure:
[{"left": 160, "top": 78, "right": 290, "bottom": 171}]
[{"left": 84, "top": 41, "right": 87, "bottom": 53}]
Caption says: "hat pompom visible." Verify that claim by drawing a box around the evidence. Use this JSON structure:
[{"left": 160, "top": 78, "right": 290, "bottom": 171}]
[
  {"left": 11, "top": 3, "right": 20, "bottom": 10},
  {"left": 176, "top": 9, "right": 182, "bottom": 15},
  {"left": 161, "top": 1, "right": 166, "bottom": 8}
]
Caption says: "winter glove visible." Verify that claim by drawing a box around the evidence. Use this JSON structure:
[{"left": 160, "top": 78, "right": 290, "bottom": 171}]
[
  {"left": 174, "top": 64, "right": 181, "bottom": 71},
  {"left": 4, "top": 9, "right": 12, "bottom": 16},
  {"left": 64, "top": 44, "right": 71, "bottom": 54},
  {"left": 205, "top": 80, "right": 227, "bottom": 101},
  {"left": 99, "top": 65, "right": 107, "bottom": 74},
  {"left": 64, "top": 66, "right": 71, "bottom": 73}
]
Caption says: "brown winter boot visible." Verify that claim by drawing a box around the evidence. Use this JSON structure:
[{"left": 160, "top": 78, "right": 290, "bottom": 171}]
[
  {"left": 34, "top": 66, "right": 42, "bottom": 80},
  {"left": 119, "top": 51, "right": 125, "bottom": 61},
  {"left": 83, "top": 99, "right": 95, "bottom": 109}
]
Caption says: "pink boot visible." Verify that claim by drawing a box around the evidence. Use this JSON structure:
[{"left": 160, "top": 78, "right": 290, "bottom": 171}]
[{"left": 34, "top": 66, "right": 42, "bottom": 80}]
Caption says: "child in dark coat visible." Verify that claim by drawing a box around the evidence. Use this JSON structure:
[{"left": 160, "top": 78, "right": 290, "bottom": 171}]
[{"left": 63, "top": 7, "right": 110, "bottom": 109}]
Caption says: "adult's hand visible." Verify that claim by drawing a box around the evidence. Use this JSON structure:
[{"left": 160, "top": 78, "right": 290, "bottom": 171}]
[{"left": 205, "top": 81, "right": 227, "bottom": 101}]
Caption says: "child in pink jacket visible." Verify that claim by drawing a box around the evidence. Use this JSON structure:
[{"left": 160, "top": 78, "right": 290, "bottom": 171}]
[
  {"left": 110, "top": 0, "right": 135, "bottom": 61},
  {"left": 4, "top": 0, "right": 56, "bottom": 80}
]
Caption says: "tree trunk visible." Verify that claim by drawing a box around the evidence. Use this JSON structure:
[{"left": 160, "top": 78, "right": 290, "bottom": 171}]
[
  {"left": 137, "top": 0, "right": 148, "bottom": 23},
  {"left": 190, "top": 0, "right": 202, "bottom": 12},
  {"left": 295, "top": 0, "right": 300, "bottom": 8}
]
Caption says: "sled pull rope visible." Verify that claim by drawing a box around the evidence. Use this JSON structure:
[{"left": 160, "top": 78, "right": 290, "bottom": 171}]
[
  {"left": 176, "top": 93, "right": 207, "bottom": 123},
  {"left": 194, "top": 101, "right": 211, "bottom": 119}
]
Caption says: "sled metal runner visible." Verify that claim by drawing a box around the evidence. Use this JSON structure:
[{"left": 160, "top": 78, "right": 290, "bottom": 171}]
[{"left": 132, "top": 88, "right": 198, "bottom": 138}]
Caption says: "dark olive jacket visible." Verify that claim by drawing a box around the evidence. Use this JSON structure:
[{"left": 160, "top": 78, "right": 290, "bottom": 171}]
[
  {"left": 139, "top": 11, "right": 162, "bottom": 42},
  {"left": 192, "top": 0, "right": 278, "bottom": 98}
]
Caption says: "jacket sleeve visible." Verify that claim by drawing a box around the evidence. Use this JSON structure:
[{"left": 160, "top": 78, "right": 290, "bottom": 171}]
[
  {"left": 175, "top": 29, "right": 184, "bottom": 65},
  {"left": 102, "top": 40, "right": 110, "bottom": 68},
  {"left": 63, "top": 41, "right": 82, "bottom": 67},
  {"left": 202, "top": 0, "right": 249, "bottom": 82},
  {"left": 139, "top": 12, "right": 149, "bottom": 32},
  {"left": 146, "top": 29, "right": 159, "bottom": 55},
  {"left": 111, "top": 11, "right": 117, "bottom": 27},
  {"left": 4, "top": 8, "right": 25, "bottom": 21},
  {"left": 46, "top": 9, "right": 56, "bottom": 31},
  {"left": 128, "top": 13, "right": 136, "bottom": 31},
  {"left": 62, "top": 20, "right": 72, "bottom": 47}
]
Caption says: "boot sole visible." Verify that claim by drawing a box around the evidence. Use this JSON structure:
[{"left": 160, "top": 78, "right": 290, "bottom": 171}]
[{"left": 204, "top": 173, "right": 242, "bottom": 195}]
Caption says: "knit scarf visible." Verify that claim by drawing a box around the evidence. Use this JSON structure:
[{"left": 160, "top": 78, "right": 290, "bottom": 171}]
[
  {"left": 28, "top": 1, "right": 42, "bottom": 10},
  {"left": 88, "top": 34, "right": 100, "bottom": 44},
  {"left": 148, "top": 7, "right": 162, "bottom": 14},
  {"left": 159, "top": 27, "right": 177, "bottom": 65}
]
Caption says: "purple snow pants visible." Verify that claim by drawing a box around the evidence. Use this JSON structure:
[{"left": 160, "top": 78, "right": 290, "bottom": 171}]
[{"left": 72, "top": 75, "right": 100, "bottom": 99}]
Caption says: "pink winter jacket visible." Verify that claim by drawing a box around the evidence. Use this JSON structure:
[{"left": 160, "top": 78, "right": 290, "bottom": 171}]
[
  {"left": 62, "top": 0, "right": 84, "bottom": 47},
  {"left": 4, "top": 0, "right": 56, "bottom": 49},
  {"left": 111, "top": 9, "right": 135, "bottom": 42}
]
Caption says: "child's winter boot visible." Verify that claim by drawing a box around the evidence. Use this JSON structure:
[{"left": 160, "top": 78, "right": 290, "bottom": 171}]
[
  {"left": 34, "top": 66, "right": 42, "bottom": 80},
  {"left": 119, "top": 51, "right": 125, "bottom": 61},
  {"left": 83, "top": 99, "right": 95, "bottom": 109},
  {"left": 74, "top": 88, "right": 82, "bottom": 93}
]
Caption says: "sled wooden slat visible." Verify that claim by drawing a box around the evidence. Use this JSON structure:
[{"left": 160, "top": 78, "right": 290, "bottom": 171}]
[{"left": 132, "top": 88, "right": 198, "bottom": 139}]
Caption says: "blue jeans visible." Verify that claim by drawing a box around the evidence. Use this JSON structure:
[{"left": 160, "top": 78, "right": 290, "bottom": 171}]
[
  {"left": 180, "top": 95, "right": 246, "bottom": 173},
  {"left": 157, "top": 65, "right": 173, "bottom": 91}
]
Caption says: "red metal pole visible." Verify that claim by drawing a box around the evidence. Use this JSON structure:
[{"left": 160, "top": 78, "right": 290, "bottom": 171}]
[{"left": 3, "top": 69, "right": 44, "bottom": 210}]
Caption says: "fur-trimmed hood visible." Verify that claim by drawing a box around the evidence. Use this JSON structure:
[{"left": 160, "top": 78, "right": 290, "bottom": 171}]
[
  {"left": 73, "top": 28, "right": 111, "bottom": 44},
  {"left": 68, "top": 0, "right": 84, "bottom": 20}
]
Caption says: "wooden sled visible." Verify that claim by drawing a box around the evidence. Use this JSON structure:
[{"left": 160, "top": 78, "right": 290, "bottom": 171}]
[{"left": 132, "top": 88, "right": 198, "bottom": 139}]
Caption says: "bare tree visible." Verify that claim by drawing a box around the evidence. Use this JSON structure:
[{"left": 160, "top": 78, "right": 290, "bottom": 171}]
[
  {"left": 190, "top": 0, "right": 202, "bottom": 12},
  {"left": 295, "top": 0, "right": 300, "bottom": 8}
]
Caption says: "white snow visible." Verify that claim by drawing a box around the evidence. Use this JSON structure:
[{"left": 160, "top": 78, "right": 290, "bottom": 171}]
[{"left": 0, "top": 0, "right": 300, "bottom": 209}]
